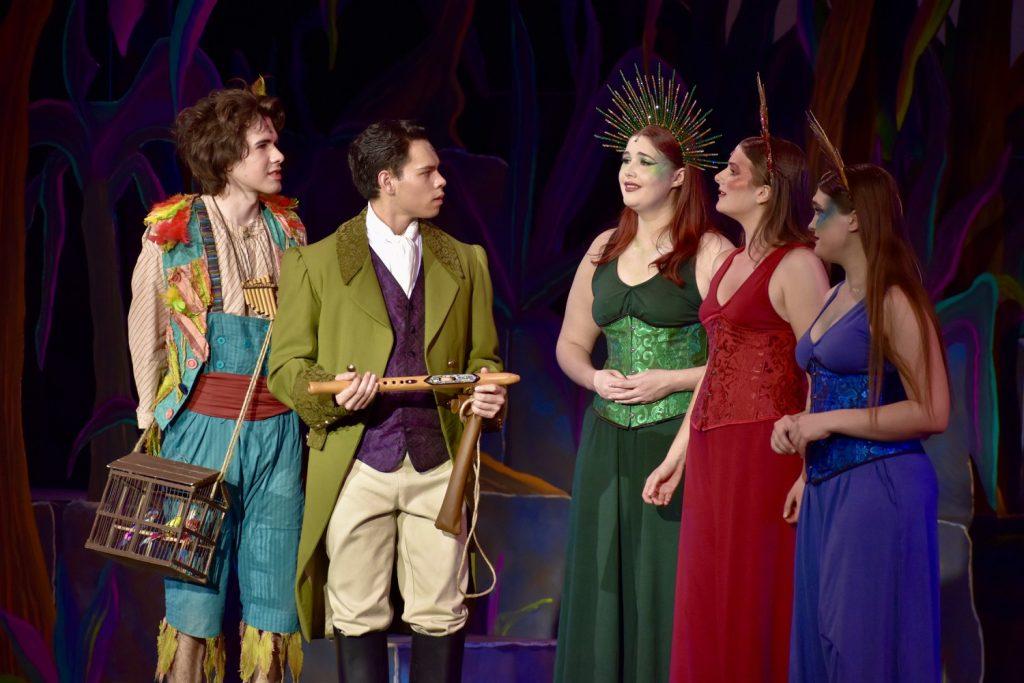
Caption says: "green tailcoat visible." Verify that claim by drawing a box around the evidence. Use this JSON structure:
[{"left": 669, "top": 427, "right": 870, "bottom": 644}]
[{"left": 267, "top": 209, "right": 502, "bottom": 640}]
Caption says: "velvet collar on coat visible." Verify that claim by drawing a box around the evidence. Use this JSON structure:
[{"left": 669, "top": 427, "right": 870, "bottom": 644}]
[{"left": 335, "top": 208, "right": 464, "bottom": 284}]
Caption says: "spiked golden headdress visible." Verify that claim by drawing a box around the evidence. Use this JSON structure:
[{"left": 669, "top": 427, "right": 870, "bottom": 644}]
[
  {"left": 806, "top": 110, "right": 850, "bottom": 192},
  {"left": 596, "top": 64, "right": 719, "bottom": 170}
]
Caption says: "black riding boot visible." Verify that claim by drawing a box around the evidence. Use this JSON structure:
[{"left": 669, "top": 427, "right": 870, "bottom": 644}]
[
  {"left": 334, "top": 628, "right": 388, "bottom": 683},
  {"left": 410, "top": 629, "right": 466, "bottom": 683}
]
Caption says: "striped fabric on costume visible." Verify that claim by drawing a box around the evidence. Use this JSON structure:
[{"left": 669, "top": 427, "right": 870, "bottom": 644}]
[{"left": 128, "top": 195, "right": 282, "bottom": 429}]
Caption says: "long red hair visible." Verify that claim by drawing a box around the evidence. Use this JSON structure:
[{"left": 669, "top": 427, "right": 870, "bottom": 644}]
[
  {"left": 594, "top": 125, "right": 715, "bottom": 285},
  {"left": 818, "top": 164, "right": 947, "bottom": 412}
]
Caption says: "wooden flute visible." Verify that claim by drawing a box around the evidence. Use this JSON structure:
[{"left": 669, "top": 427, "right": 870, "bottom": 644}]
[
  {"left": 307, "top": 371, "right": 520, "bottom": 395},
  {"left": 307, "top": 369, "right": 520, "bottom": 536}
]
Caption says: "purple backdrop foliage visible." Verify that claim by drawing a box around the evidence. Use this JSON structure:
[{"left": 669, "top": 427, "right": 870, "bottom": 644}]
[
  {"left": 21, "top": 0, "right": 1022, "bottom": 502},
  {"left": 0, "top": 563, "right": 119, "bottom": 683},
  {"left": 106, "top": 0, "right": 145, "bottom": 57},
  {"left": 21, "top": 0, "right": 1021, "bottom": 490}
]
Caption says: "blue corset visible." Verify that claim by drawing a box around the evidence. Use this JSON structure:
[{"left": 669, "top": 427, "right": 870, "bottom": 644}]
[{"left": 805, "top": 358, "right": 922, "bottom": 484}]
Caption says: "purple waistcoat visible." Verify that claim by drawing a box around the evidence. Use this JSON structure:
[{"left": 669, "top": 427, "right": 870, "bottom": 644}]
[{"left": 354, "top": 250, "right": 448, "bottom": 472}]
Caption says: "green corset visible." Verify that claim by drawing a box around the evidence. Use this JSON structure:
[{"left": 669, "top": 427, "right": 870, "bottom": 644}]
[{"left": 593, "top": 317, "right": 707, "bottom": 428}]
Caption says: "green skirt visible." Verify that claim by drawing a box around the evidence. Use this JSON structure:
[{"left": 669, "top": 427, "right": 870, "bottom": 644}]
[{"left": 554, "top": 407, "right": 683, "bottom": 683}]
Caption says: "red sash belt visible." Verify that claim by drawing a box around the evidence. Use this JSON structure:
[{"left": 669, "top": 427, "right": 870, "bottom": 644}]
[{"left": 188, "top": 372, "right": 290, "bottom": 421}]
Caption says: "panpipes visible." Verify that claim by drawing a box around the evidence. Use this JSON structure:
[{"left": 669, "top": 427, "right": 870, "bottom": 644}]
[{"left": 242, "top": 275, "right": 277, "bottom": 319}]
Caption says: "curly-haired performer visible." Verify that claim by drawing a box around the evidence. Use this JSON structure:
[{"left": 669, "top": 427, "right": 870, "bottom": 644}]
[{"left": 127, "top": 80, "right": 306, "bottom": 682}]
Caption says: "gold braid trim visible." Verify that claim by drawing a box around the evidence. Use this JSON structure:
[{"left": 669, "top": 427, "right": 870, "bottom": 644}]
[
  {"left": 292, "top": 364, "right": 348, "bottom": 450},
  {"left": 420, "top": 223, "right": 465, "bottom": 280},
  {"left": 335, "top": 212, "right": 370, "bottom": 284}
]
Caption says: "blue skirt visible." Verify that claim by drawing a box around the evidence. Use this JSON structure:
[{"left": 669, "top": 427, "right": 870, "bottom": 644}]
[{"left": 789, "top": 452, "right": 940, "bottom": 682}]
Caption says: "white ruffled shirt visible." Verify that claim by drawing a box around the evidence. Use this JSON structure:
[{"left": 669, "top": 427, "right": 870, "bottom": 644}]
[{"left": 365, "top": 203, "right": 422, "bottom": 298}]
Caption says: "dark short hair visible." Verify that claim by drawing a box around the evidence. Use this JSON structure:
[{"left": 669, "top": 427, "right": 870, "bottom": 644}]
[
  {"left": 347, "top": 120, "right": 430, "bottom": 200},
  {"left": 173, "top": 86, "right": 285, "bottom": 195}
]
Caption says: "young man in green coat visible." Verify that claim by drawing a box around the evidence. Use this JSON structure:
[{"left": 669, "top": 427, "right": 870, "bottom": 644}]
[{"left": 268, "top": 120, "right": 505, "bottom": 682}]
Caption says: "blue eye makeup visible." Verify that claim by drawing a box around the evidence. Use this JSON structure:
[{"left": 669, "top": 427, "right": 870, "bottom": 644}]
[{"left": 812, "top": 202, "right": 837, "bottom": 230}]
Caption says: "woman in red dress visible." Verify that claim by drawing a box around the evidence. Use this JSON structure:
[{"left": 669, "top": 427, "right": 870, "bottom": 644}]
[{"left": 643, "top": 130, "right": 829, "bottom": 682}]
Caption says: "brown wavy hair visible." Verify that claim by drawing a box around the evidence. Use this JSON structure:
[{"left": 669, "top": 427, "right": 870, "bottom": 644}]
[
  {"left": 173, "top": 86, "right": 285, "bottom": 194},
  {"left": 739, "top": 135, "right": 814, "bottom": 252},
  {"left": 818, "top": 164, "right": 947, "bottom": 413},
  {"left": 593, "top": 125, "right": 715, "bottom": 286}
]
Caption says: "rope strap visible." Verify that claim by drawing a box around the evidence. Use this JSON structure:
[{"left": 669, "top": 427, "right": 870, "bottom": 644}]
[
  {"left": 133, "top": 423, "right": 154, "bottom": 453},
  {"left": 456, "top": 398, "right": 496, "bottom": 599},
  {"left": 214, "top": 320, "right": 275, "bottom": 490}
]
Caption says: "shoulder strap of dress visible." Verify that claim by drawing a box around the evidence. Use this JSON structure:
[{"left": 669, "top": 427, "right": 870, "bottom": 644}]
[
  {"left": 761, "top": 242, "right": 806, "bottom": 270},
  {"left": 739, "top": 243, "right": 810, "bottom": 307},
  {"left": 749, "top": 242, "right": 805, "bottom": 285},
  {"left": 807, "top": 284, "right": 842, "bottom": 332},
  {"left": 708, "top": 247, "right": 743, "bottom": 297}
]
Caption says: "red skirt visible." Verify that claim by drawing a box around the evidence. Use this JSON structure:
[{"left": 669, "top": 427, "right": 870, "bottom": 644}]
[{"left": 670, "top": 420, "right": 803, "bottom": 683}]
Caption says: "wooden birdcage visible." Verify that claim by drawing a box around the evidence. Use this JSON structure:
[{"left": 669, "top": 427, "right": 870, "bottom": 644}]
[
  {"left": 87, "top": 277, "right": 276, "bottom": 584},
  {"left": 85, "top": 452, "right": 228, "bottom": 583}
]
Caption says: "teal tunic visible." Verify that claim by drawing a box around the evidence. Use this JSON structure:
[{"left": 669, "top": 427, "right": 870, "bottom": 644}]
[{"left": 554, "top": 257, "right": 706, "bottom": 683}]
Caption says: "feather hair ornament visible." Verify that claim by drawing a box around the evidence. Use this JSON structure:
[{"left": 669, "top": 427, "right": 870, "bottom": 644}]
[
  {"left": 250, "top": 75, "right": 267, "bottom": 96},
  {"left": 596, "top": 64, "right": 720, "bottom": 170},
  {"left": 756, "top": 72, "right": 774, "bottom": 175},
  {"left": 806, "top": 110, "right": 850, "bottom": 192}
]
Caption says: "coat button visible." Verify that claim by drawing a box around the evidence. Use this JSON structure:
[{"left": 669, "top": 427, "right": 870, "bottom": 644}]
[
  {"left": 215, "top": 360, "right": 225, "bottom": 369},
  {"left": 164, "top": 408, "right": 174, "bottom": 419},
  {"left": 447, "top": 360, "right": 456, "bottom": 369},
  {"left": 185, "top": 358, "right": 198, "bottom": 370},
  {"left": 216, "top": 336, "right": 226, "bottom": 344}
]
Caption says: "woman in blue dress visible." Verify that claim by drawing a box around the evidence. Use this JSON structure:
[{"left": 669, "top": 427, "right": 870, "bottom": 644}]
[{"left": 771, "top": 135, "right": 948, "bottom": 681}]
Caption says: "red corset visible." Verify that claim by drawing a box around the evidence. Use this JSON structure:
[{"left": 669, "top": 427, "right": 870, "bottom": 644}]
[
  {"left": 690, "top": 316, "right": 807, "bottom": 430},
  {"left": 690, "top": 244, "right": 810, "bottom": 431}
]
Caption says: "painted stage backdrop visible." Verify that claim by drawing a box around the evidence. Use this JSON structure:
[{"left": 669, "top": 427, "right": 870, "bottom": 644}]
[{"left": 2, "top": 0, "right": 1022, "bottom": 680}]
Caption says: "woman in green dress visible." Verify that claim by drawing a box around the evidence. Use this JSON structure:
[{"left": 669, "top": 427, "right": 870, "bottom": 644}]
[{"left": 554, "top": 71, "right": 731, "bottom": 683}]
